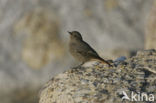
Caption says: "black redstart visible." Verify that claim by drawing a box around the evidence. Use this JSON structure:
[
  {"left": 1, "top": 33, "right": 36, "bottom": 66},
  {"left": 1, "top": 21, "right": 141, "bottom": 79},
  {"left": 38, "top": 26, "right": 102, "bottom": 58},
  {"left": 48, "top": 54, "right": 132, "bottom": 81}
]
[{"left": 68, "top": 31, "right": 112, "bottom": 66}]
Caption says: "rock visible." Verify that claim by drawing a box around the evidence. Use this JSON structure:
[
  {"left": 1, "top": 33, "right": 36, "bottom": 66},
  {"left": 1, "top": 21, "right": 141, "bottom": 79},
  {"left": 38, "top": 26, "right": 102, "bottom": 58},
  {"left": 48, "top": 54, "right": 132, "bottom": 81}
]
[
  {"left": 39, "top": 50, "right": 156, "bottom": 103},
  {"left": 114, "top": 56, "right": 126, "bottom": 66},
  {"left": 145, "top": 1, "right": 156, "bottom": 49}
]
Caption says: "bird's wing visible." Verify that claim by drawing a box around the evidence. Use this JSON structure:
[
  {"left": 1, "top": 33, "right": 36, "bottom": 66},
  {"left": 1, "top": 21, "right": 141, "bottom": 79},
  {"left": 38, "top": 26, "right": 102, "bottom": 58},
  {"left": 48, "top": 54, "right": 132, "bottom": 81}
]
[
  {"left": 87, "top": 50, "right": 100, "bottom": 58},
  {"left": 77, "top": 40, "right": 112, "bottom": 66},
  {"left": 81, "top": 41, "right": 99, "bottom": 55},
  {"left": 77, "top": 40, "right": 100, "bottom": 58},
  {"left": 82, "top": 41, "right": 97, "bottom": 54},
  {"left": 77, "top": 50, "right": 98, "bottom": 58}
]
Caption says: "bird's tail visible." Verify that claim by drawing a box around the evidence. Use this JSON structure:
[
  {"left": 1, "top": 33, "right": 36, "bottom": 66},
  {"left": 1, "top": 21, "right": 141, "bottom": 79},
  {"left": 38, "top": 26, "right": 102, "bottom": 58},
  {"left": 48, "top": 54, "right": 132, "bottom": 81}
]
[
  {"left": 99, "top": 57, "right": 113, "bottom": 67},
  {"left": 91, "top": 57, "right": 113, "bottom": 67}
]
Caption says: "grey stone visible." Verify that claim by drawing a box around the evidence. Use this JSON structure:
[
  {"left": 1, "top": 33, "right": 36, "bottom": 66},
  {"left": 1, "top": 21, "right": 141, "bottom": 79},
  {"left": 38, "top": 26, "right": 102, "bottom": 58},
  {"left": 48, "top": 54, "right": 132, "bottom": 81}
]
[{"left": 39, "top": 50, "right": 156, "bottom": 103}]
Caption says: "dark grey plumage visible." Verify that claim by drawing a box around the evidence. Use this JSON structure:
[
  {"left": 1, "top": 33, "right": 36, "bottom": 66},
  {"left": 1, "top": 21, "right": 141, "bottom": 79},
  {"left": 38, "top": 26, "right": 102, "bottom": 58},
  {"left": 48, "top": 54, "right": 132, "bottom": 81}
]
[{"left": 68, "top": 31, "right": 111, "bottom": 66}]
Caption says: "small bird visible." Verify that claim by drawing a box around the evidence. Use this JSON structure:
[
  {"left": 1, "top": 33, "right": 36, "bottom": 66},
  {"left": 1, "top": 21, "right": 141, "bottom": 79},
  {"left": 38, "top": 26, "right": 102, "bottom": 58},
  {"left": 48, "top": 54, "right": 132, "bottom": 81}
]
[{"left": 68, "top": 31, "right": 112, "bottom": 66}]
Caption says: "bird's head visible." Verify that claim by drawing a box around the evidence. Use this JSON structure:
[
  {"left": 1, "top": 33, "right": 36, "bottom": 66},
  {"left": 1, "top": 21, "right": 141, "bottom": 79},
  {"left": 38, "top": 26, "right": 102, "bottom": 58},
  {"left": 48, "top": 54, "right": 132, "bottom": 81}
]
[{"left": 68, "top": 31, "right": 83, "bottom": 41}]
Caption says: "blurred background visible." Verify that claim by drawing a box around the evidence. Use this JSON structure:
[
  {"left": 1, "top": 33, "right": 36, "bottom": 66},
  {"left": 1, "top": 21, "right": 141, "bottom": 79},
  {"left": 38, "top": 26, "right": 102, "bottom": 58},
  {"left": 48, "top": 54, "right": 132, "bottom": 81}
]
[{"left": 0, "top": 0, "right": 156, "bottom": 103}]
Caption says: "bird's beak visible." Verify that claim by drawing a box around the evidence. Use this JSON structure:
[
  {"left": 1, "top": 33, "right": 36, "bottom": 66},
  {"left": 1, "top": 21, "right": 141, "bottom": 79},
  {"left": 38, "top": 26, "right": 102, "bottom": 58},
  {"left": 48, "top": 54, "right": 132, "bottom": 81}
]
[{"left": 68, "top": 31, "right": 72, "bottom": 35}]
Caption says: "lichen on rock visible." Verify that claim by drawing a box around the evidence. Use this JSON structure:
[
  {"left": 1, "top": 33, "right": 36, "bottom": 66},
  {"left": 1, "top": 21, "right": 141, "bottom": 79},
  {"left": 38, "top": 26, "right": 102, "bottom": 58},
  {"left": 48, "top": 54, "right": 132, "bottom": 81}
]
[{"left": 39, "top": 49, "right": 156, "bottom": 103}]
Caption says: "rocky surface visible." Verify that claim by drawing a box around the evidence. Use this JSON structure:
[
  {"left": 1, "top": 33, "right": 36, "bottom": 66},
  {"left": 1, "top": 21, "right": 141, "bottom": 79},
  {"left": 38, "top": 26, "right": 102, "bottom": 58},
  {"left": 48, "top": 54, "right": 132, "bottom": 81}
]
[{"left": 39, "top": 50, "right": 156, "bottom": 103}]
